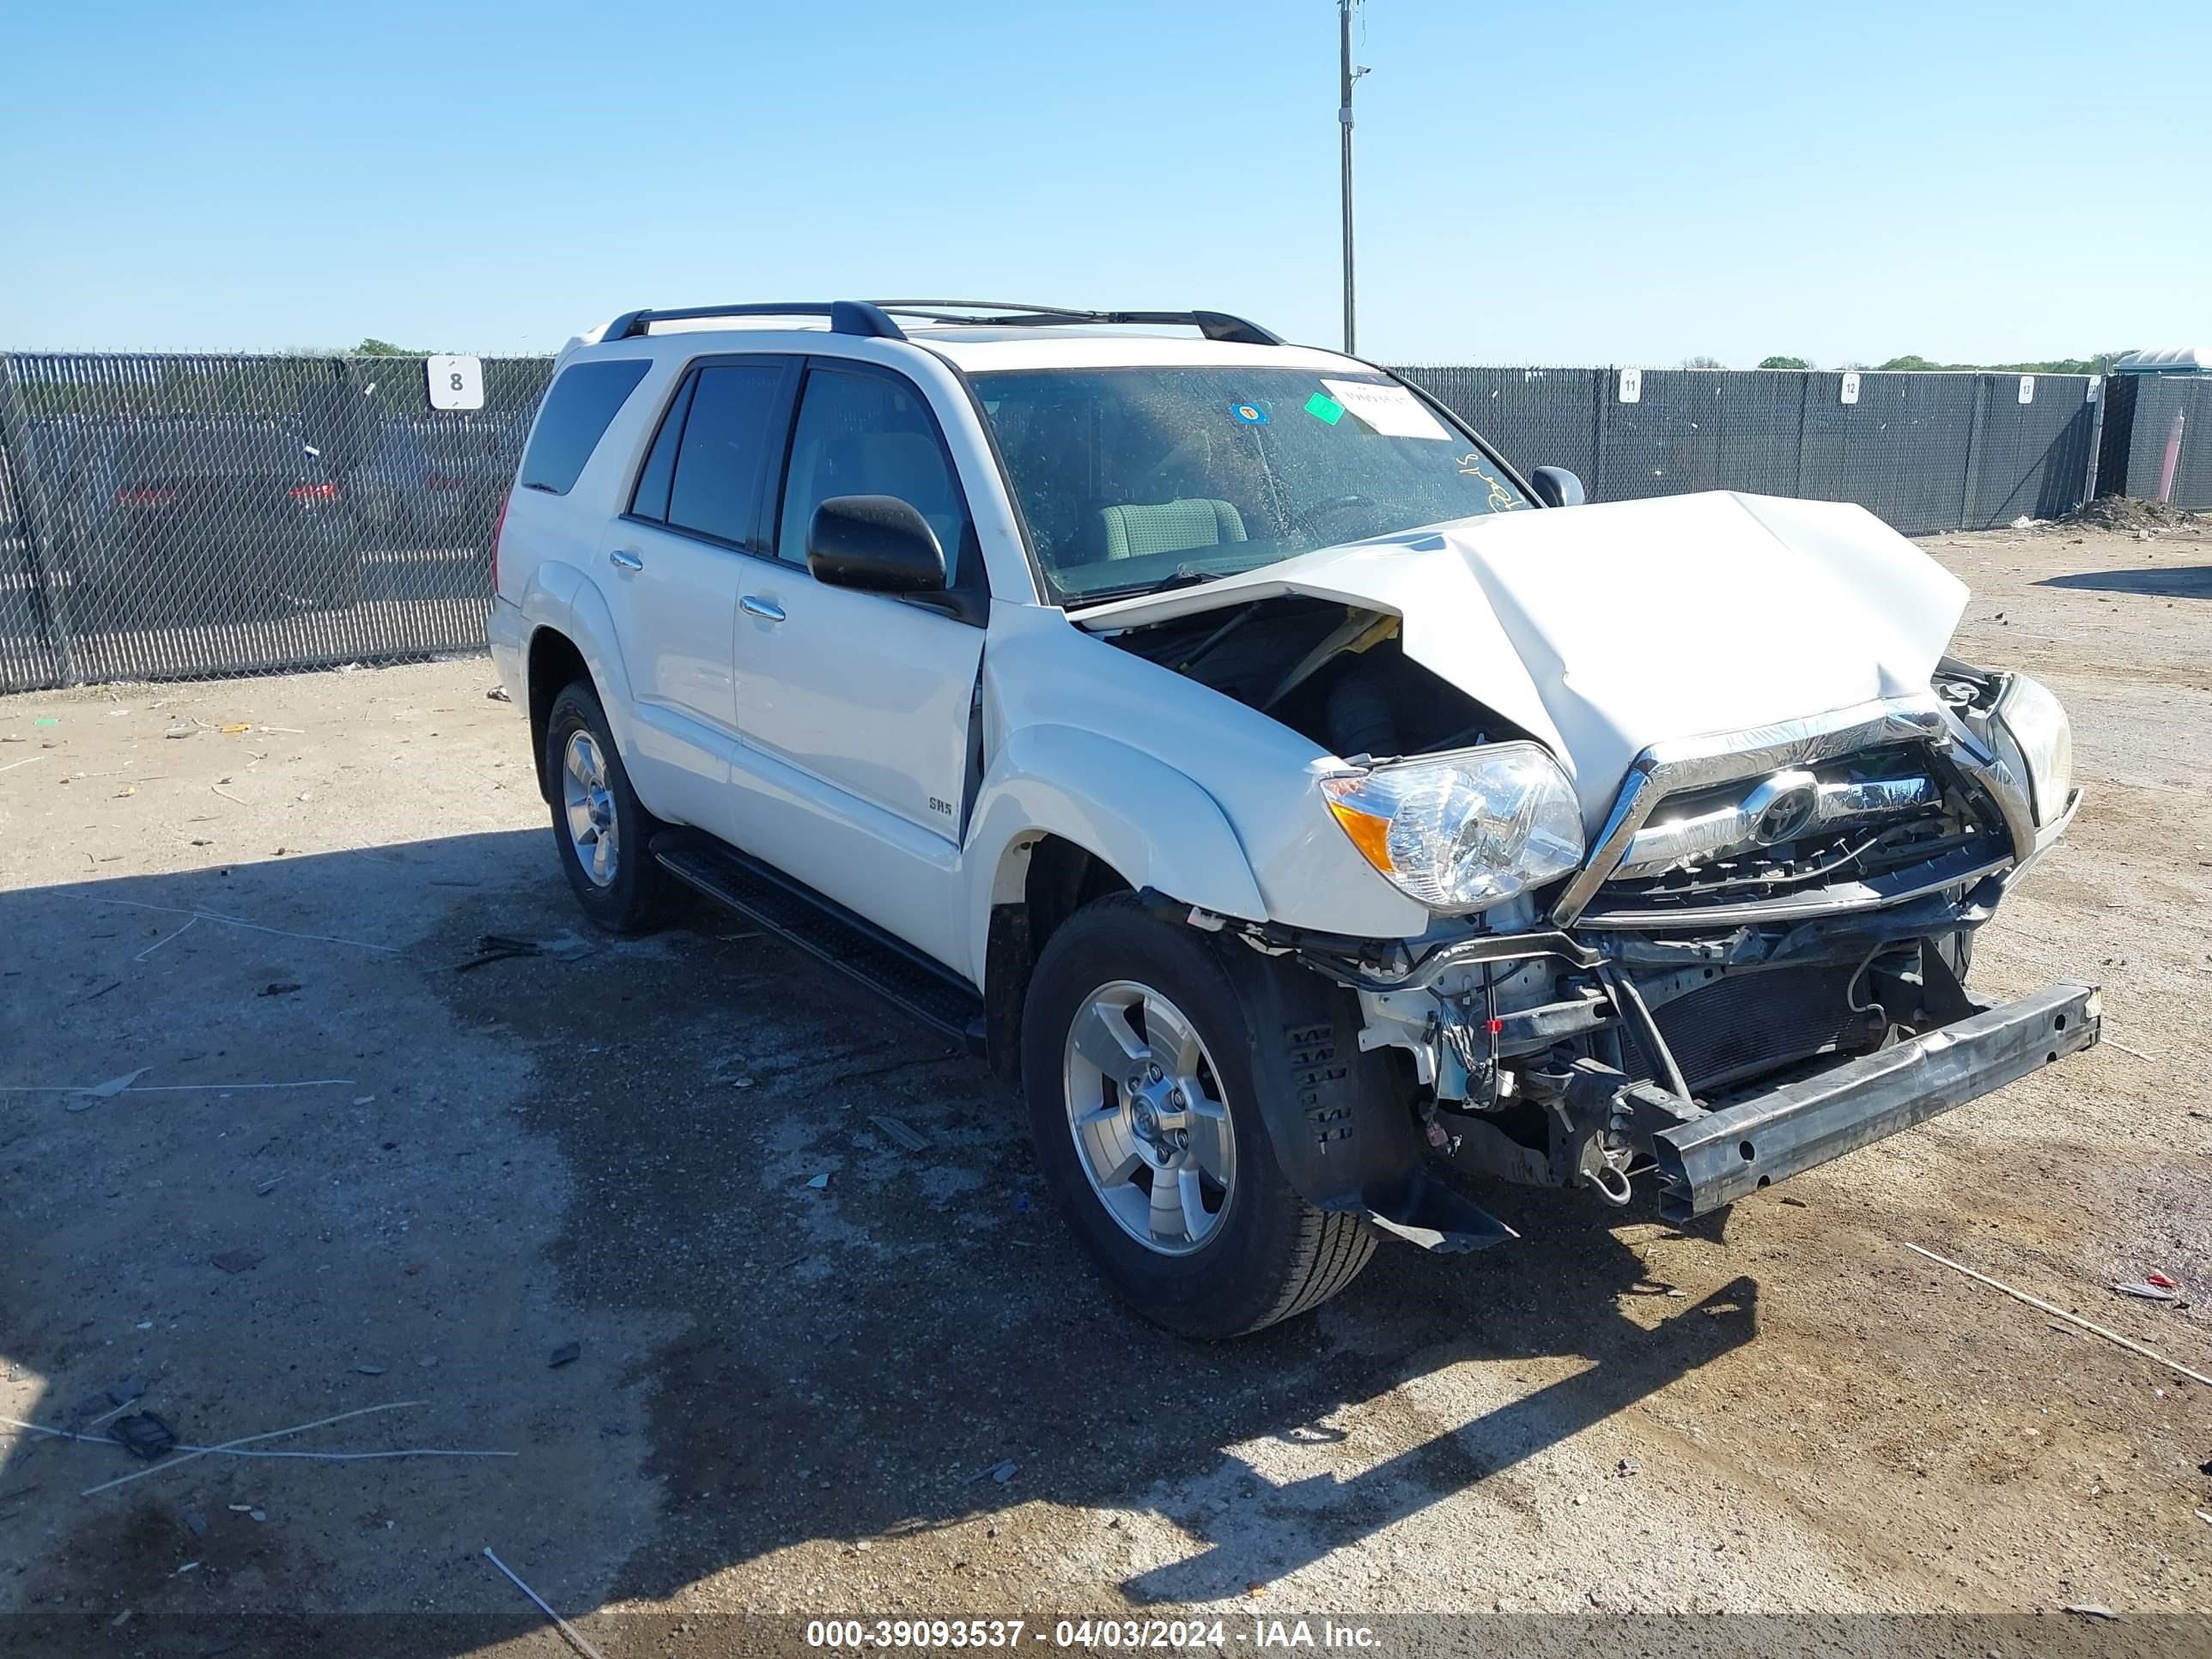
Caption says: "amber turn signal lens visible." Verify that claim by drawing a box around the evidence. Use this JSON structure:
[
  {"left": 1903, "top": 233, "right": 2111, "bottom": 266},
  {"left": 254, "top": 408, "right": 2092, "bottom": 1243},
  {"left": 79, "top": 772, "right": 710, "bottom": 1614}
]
[{"left": 1324, "top": 793, "right": 1395, "bottom": 874}]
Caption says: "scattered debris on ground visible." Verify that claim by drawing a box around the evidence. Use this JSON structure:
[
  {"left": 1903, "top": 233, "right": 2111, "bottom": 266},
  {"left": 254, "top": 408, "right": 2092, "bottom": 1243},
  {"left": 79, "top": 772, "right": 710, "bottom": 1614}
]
[
  {"left": 483, "top": 1547, "right": 607, "bottom": 1659},
  {"left": 454, "top": 931, "right": 595, "bottom": 971},
  {"left": 870, "top": 1114, "right": 932, "bottom": 1153},
  {"left": 109, "top": 1413, "right": 176, "bottom": 1461},
  {"left": 2112, "top": 1280, "right": 2179, "bottom": 1303},
  {"left": 2058, "top": 495, "right": 2204, "bottom": 533},
  {"left": 1905, "top": 1243, "right": 2212, "bottom": 1388}
]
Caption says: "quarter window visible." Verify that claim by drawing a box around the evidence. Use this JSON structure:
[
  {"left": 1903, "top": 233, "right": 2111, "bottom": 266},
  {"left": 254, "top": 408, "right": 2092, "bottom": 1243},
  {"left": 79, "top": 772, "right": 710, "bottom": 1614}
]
[
  {"left": 518, "top": 358, "right": 650, "bottom": 495},
  {"left": 775, "top": 368, "right": 969, "bottom": 580}
]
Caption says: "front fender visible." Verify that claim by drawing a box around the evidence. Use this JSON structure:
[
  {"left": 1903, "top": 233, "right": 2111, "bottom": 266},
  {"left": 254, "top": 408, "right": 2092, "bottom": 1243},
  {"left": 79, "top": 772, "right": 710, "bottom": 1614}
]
[{"left": 965, "top": 724, "right": 1268, "bottom": 977}]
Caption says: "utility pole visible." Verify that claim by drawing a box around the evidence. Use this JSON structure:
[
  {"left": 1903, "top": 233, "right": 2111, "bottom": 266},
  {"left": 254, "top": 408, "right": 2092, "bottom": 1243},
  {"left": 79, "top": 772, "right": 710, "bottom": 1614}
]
[{"left": 1338, "top": 1, "right": 1366, "bottom": 356}]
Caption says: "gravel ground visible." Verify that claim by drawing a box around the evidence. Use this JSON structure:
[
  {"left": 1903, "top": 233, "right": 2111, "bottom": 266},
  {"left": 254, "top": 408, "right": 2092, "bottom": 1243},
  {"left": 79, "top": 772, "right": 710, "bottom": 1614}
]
[{"left": 1, "top": 521, "right": 2208, "bottom": 1656}]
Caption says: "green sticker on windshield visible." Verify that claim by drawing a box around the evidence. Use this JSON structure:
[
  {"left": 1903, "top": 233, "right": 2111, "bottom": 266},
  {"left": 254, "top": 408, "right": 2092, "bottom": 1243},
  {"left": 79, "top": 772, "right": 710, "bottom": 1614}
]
[{"left": 1304, "top": 392, "right": 1345, "bottom": 425}]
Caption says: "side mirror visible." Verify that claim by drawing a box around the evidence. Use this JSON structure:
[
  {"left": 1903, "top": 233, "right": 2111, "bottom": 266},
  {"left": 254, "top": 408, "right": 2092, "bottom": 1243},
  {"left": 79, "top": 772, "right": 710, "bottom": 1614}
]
[
  {"left": 806, "top": 495, "right": 947, "bottom": 594},
  {"left": 1529, "top": 466, "right": 1585, "bottom": 508}
]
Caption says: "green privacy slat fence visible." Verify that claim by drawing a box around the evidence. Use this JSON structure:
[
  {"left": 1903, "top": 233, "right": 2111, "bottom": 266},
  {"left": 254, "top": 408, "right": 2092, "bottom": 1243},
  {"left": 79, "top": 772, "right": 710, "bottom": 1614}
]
[{"left": 1397, "top": 366, "right": 2106, "bottom": 536}]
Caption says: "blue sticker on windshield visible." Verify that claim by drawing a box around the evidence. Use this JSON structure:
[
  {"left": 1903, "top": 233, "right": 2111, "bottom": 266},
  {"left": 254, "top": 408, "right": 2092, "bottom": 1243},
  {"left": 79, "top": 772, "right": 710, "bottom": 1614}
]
[{"left": 1231, "top": 402, "right": 1268, "bottom": 424}]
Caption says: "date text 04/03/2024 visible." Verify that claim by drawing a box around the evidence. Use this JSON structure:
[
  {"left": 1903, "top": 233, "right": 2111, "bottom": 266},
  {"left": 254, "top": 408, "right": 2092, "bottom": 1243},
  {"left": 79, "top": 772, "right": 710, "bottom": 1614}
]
[{"left": 804, "top": 1619, "right": 1382, "bottom": 1650}]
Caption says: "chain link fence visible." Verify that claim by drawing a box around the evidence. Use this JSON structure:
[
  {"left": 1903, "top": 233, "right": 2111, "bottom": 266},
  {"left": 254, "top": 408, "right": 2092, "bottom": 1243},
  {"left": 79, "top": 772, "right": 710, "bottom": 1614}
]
[
  {"left": 0, "top": 352, "right": 551, "bottom": 691},
  {"left": 0, "top": 349, "right": 2182, "bottom": 693}
]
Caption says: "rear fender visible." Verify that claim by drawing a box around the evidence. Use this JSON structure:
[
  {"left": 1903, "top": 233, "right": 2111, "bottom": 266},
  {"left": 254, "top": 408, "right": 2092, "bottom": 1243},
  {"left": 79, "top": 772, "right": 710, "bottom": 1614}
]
[{"left": 524, "top": 561, "right": 643, "bottom": 763}]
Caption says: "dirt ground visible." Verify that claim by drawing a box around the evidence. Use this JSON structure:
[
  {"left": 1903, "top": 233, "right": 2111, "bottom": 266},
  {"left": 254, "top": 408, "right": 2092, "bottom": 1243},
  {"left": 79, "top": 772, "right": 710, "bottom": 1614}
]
[{"left": 2, "top": 521, "right": 2209, "bottom": 1656}]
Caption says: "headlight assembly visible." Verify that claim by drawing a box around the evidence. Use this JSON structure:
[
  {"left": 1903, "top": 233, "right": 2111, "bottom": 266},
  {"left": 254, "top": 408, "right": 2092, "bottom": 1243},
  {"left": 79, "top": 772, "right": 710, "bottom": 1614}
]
[
  {"left": 1320, "top": 744, "right": 1584, "bottom": 915},
  {"left": 1990, "top": 673, "right": 2073, "bottom": 827}
]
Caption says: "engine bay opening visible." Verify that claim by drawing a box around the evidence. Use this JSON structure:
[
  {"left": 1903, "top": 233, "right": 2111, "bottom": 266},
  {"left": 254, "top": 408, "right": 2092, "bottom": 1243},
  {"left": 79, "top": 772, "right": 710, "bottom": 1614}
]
[{"left": 1098, "top": 597, "right": 1528, "bottom": 761}]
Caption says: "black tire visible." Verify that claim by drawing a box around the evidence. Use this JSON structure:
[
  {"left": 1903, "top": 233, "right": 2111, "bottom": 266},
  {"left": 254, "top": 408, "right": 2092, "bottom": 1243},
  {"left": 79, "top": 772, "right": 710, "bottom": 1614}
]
[
  {"left": 543, "top": 680, "right": 675, "bottom": 933},
  {"left": 1020, "top": 893, "right": 1376, "bottom": 1339}
]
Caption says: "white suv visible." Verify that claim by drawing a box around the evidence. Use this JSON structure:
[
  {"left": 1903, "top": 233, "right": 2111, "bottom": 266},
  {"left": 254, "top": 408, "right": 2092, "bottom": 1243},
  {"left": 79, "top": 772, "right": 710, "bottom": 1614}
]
[{"left": 488, "top": 300, "right": 2096, "bottom": 1338}]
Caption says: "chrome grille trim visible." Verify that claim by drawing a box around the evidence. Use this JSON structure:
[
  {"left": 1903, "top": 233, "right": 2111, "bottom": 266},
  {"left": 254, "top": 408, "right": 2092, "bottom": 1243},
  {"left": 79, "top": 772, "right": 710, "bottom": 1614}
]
[
  {"left": 1551, "top": 695, "right": 2032, "bottom": 930},
  {"left": 1613, "top": 771, "right": 1941, "bottom": 881}
]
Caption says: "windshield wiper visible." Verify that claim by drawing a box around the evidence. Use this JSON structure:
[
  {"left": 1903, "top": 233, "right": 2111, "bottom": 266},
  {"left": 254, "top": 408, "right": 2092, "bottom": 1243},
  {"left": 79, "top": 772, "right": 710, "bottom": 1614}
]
[{"left": 1073, "top": 565, "right": 1224, "bottom": 606}]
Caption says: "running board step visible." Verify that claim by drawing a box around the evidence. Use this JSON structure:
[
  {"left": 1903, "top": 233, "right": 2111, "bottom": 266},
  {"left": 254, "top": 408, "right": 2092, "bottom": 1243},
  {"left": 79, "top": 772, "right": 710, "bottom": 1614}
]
[{"left": 652, "top": 830, "right": 987, "bottom": 1054}]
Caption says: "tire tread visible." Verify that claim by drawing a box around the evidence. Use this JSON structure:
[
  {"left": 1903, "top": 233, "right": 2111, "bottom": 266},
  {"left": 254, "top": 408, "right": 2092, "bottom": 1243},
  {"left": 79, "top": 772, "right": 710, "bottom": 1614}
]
[
  {"left": 1250, "top": 1209, "right": 1376, "bottom": 1334},
  {"left": 1023, "top": 892, "right": 1378, "bottom": 1338}
]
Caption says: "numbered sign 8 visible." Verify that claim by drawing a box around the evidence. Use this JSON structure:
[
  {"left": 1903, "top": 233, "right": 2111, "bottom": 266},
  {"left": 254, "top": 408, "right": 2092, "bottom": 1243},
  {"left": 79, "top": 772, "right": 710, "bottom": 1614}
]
[{"left": 427, "top": 354, "right": 485, "bottom": 411}]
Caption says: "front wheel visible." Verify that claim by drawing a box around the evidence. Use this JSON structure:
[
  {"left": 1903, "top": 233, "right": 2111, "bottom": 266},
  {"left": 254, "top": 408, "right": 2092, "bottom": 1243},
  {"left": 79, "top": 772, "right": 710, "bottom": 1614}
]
[{"left": 1021, "top": 895, "right": 1375, "bottom": 1338}]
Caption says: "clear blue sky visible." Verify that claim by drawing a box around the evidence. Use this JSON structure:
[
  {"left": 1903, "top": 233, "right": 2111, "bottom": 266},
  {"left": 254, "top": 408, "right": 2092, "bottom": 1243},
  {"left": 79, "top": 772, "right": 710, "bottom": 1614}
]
[{"left": 3, "top": 0, "right": 2204, "bottom": 365}]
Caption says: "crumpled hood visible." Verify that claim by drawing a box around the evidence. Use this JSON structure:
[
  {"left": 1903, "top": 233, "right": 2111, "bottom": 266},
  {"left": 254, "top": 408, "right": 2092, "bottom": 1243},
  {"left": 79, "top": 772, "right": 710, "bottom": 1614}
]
[{"left": 1073, "top": 490, "right": 1967, "bottom": 826}]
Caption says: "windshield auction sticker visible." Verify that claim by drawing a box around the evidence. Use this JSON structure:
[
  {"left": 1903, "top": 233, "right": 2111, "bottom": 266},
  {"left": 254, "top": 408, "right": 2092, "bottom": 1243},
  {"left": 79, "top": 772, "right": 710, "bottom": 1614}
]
[{"left": 1321, "top": 379, "right": 1452, "bottom": 441}]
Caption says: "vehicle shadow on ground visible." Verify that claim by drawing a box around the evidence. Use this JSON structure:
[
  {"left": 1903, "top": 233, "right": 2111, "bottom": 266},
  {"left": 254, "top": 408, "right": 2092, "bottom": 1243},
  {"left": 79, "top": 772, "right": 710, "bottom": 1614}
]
[
  {"left": 0, "top": 828, "right": 1757, "bottom": 1643},
  {"left": 439, "top": 870, "right": 1759, "bottom": 1610},
  {"left": 2039, "top": 565, "right": 2212, "bottom": 599}
]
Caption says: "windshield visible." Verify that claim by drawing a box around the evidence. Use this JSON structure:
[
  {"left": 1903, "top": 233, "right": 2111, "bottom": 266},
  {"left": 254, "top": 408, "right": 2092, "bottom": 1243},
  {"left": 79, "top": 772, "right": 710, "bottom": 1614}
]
[{"left": 971, "top": 366, "right": 1529, "bottom": 604}]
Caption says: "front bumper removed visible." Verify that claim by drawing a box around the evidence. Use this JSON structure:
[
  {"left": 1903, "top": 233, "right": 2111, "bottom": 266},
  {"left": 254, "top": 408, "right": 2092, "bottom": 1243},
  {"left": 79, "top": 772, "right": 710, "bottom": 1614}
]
[{"left": 1650, "top": 980, "right": 2100, "bottom": 1223}]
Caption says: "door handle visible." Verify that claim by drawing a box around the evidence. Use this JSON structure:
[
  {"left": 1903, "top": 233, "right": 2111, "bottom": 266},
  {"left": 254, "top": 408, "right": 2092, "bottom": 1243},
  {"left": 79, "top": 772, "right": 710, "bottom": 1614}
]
[
  {"left": 739, "top": 595, "right": 786, "bottom": 623},
  {"left": 608, "top": 549, "right": 644, "bottom": 571}
]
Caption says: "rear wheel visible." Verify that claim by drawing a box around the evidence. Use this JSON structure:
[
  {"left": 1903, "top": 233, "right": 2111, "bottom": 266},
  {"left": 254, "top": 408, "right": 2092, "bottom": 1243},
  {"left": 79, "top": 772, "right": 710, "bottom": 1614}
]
[
  {"left": 544, "top": 681, "right": 674, "bottom": 932},
  {"left": 1021, "top": 895, "right": 1375, "bottom": 1338}
]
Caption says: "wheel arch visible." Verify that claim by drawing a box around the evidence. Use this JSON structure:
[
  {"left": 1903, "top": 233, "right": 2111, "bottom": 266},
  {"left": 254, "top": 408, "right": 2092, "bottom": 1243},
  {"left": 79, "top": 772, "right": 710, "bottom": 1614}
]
[{"left": 965, "top": 724, "right": 1270, "bottom": 1082}]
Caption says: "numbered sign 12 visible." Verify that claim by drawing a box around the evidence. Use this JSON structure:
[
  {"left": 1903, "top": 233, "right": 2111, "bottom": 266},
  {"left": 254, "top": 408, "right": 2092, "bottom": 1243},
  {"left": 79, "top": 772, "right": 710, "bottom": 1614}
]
[{"left": 427, "top": 354, "right": 485, "bottom": 411}]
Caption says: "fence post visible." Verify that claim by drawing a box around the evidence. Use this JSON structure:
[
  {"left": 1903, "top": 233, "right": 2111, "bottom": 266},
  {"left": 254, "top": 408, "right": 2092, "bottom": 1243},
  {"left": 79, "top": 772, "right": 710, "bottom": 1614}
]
[
  {"left": 1956, "top": 374, "right": 1990, "bottom": 531},
  {"left": 0, "top": 356, "right": 79, "bottom": 687},
  {"left": 1591, "top": 368, "right": 1612, "bottom": 501},
  {"left": 2081, "top": 377, "right": 2106, "bottom": 507}
]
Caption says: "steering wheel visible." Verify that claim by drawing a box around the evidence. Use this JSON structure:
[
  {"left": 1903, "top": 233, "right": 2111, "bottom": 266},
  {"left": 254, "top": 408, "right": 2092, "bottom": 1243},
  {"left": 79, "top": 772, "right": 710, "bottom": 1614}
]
[{"left": 1288, "top": 494, "right": 1375, "bottom": 537}]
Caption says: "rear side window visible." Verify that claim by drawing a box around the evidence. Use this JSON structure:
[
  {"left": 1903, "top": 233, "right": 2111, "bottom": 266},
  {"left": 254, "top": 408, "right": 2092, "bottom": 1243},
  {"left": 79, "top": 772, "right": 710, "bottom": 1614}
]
[
  {"left": 664, "top": 364, "right": 785, "bottom": 548},
  {"left": 518, "top": 359, "right": 651, "bottom": 495}
]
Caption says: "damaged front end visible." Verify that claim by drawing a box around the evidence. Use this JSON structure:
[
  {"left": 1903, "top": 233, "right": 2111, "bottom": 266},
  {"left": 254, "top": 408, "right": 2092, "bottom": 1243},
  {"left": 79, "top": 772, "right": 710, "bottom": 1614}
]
[{"left": 1152, "top": 671, "right": 2096, "bottom": 1240}]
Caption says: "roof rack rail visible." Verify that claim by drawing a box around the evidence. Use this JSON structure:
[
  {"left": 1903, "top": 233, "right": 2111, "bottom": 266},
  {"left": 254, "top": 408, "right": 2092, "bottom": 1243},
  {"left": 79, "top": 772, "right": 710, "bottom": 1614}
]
[
  {"left": 873, "top": 301, "right": 1283, "bottom": 347},
  {"left": 604, "top": 301, "right": 905, "bottom": 342},
  {"left": 597, "top": 300, "right": 1285, "bottom": 349}
]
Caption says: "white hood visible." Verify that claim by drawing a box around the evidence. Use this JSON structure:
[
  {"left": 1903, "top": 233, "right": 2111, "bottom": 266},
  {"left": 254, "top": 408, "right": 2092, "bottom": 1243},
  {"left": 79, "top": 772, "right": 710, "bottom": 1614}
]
[{"left": 1074, "top": 491, "right": 1968, "bottom": 826}]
